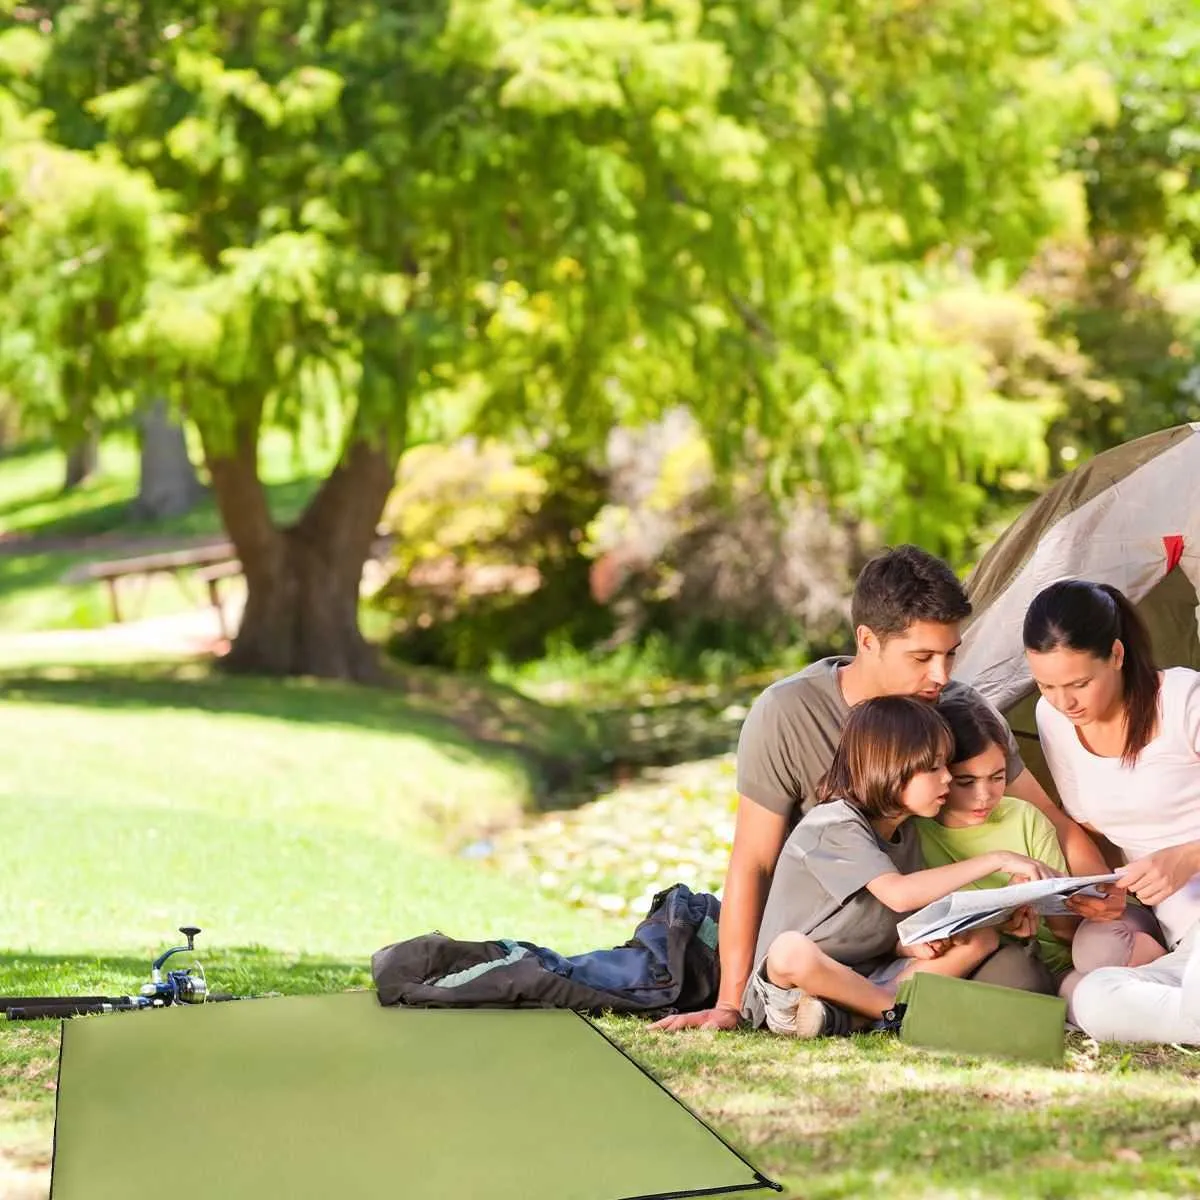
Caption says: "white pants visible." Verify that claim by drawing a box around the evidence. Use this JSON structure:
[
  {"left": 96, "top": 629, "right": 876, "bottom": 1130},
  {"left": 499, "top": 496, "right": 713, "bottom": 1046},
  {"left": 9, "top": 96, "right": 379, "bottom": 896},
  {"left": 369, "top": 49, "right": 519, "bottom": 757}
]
[{"left": 1070, "top": 924, "right": 1200, "bottom": 1044}]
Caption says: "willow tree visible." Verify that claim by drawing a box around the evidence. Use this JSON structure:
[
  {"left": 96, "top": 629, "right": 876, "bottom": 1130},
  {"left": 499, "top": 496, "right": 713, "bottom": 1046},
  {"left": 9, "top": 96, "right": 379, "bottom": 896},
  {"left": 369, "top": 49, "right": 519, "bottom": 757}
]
[
  {"left": 30, "top": 0, "right": 1105, "bottom": 677},
  {"left": 0, "top": 55, "right": 168, "bottom": 491}
]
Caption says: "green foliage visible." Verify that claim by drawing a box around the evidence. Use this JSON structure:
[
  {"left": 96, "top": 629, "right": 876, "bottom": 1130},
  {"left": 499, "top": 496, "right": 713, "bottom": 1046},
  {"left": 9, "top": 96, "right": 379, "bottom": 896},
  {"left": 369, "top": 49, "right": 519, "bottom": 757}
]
[
  {"left": 0, "top": 0, "right": 1194, "bottom": 668},
  {"left": 1066, "top": 0, "right": 1200, "bottom": 249},
  {"left": 0, "top": 122, "right": 170, "bottom": 444},
  {"left": 377, "top": 440, "right": 610, "bottom": 669},
  {"left": 24, "top": 1, "right": 1107, "bottom": 533},
  {"left": 1041, "top": 241, "right": 1200, "bottom": 455}
]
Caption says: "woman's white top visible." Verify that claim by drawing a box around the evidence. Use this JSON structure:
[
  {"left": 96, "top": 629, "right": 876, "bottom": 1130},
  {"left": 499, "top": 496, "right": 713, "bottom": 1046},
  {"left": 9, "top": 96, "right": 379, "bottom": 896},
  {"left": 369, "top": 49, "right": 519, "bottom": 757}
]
[{"left": 1036, "top": 667, "right": 1200, "bottom": 947}]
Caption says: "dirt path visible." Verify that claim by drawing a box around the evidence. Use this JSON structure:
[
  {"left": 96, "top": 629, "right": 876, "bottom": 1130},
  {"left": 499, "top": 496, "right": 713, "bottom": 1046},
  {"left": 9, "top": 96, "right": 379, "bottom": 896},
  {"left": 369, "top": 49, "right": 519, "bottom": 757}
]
[
  {"left": 0, "top": 598, "right": 241, "bottom": 661},
  {"left": 0, "top": 527, "right": 239, "bottom": 662}
]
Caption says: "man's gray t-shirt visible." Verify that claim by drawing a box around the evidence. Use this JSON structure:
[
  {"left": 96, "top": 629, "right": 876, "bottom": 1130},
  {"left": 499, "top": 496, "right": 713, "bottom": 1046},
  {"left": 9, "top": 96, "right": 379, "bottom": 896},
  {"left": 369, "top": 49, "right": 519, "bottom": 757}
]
[
  {"left": 740, "top": 799, "right": 922, "bottom": 1024},
  {"left": 736, "top": 657, "right": 1024, "bottom": 828}
]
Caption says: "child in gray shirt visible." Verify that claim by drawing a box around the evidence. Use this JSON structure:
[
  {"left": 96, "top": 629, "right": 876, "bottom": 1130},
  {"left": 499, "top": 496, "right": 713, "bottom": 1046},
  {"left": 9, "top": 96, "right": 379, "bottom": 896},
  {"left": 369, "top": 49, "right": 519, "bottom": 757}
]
[{"left": 743, "top": 696, "right": 1055, "bottom": 1036}]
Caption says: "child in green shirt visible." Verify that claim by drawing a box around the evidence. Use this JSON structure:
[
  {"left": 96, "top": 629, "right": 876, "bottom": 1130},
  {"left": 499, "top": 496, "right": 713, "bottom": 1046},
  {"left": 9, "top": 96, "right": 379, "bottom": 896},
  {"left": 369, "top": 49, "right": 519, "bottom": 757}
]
[{"left": 915, "top": 693, "right": 1076, "bottom": 979}]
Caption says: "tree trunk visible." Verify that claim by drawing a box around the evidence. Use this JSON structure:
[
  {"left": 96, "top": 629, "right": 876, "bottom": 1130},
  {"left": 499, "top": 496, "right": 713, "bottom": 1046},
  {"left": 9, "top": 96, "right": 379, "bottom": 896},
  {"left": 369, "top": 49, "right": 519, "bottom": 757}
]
[
  {"left": 62, "top": 428, "right": 99, "bottom": 491},
  {"left": 202, "top": 411, "right": 400, "bottom": 681},
  {"left": 221, "top": 527, "right": 383, "bottom": 679},
  {"left": 131, "top": 399, "right": 205, "bottom": 520}
]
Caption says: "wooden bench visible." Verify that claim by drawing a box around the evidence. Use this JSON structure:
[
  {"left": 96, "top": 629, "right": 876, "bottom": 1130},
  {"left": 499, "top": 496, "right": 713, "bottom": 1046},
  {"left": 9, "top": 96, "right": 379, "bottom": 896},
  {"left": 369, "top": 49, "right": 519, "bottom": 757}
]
[
  {"left": 195, "top": 558, "right": 244, "bottom": 640},
  {"left": 62, "top": 530, "right": 394, "bottom": 634},
  {"left": 62, "top": 542, "right": 239, "bottom": 625}
]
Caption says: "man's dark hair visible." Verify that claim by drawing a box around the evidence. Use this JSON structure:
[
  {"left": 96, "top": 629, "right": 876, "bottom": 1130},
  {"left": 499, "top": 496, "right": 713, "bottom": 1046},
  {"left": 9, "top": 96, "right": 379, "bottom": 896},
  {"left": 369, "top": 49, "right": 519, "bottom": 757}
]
[{"left": 850, "top": 545, "right": 971, "bottom": 641}]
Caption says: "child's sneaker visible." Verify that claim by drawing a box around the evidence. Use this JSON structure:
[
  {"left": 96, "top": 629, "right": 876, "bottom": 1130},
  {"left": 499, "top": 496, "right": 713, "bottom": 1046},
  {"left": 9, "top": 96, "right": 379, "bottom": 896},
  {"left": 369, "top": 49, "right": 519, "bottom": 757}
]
[
  {"left": 774, "top": 992, "right": 855, "bottom": 1038},
  {"left": 870, "top": 1004, "right": 906, "bottom": 1035},
  {"left": 752, "top": 968, "right": 856, "bottom": 1038}
]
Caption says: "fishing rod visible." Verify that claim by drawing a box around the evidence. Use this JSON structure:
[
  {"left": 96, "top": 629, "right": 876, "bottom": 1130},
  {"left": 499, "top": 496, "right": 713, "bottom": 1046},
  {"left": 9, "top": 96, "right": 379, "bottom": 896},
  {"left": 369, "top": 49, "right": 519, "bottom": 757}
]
[{"left": 1, "top": 926, "right": 238, "bottom": 1020}]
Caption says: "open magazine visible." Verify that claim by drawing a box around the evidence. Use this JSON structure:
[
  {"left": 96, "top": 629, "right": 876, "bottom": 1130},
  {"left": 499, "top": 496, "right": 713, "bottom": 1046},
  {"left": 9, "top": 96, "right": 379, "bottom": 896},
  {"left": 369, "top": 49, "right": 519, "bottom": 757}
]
[{"left": 896, "top": 873, "right": 1121, "bottom": 946}]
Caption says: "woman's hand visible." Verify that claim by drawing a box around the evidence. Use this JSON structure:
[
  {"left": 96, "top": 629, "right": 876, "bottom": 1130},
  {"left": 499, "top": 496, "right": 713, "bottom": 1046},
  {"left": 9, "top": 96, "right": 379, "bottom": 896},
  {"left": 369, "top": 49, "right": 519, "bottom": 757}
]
[
  {"left": 999, "top": 905, "right": 1039, "bottom": 939},
  {"left": 989, "top": 851, "right": 1062, "bottom": 882},
  {"left": 1117, "top": 843, "right": 1200, "bottom": 907},
  {"left": 1065, "top": 881, "right": 1126, "bottom": 921}
]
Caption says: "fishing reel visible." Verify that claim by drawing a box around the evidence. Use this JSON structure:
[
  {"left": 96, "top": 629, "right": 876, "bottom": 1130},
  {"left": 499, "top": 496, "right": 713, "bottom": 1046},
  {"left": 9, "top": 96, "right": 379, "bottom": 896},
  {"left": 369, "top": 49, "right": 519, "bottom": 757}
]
[
  {"left": 139, "top": 925, "right": 209, "bottom": 1007},
  {"left": 2, "top": 925, "right": 220, "bottom": 1020}
]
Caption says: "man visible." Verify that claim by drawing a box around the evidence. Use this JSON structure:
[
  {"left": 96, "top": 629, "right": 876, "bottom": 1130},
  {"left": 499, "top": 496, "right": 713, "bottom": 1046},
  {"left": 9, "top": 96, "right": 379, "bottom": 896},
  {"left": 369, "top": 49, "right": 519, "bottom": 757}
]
[{"left": 654, "top": 545, "right": 1118, "bottom": 1032}]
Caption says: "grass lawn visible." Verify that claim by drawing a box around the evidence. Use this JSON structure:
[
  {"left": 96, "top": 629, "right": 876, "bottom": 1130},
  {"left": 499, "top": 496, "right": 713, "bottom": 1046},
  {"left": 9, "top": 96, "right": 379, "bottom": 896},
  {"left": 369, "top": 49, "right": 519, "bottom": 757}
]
[
  {"left": 1, "top": 659, "right": 1199, "bottom": 1199},
  {"left": 0, "top": 660, "right": 629, "bottom": 1198}
]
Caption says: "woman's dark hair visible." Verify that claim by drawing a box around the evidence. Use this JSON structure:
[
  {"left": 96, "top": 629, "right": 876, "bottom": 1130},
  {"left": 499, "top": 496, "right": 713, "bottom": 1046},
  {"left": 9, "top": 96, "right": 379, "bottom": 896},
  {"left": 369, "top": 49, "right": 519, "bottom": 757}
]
[
  {"left": 816, "top": 696, "right": 953, "bottom": 820},
  {"left": 937, "top": 693, "right": 1010, "bottom": 769},
  {"left": 1022, "top": 579, "right": 1160, "bottom": 766}
]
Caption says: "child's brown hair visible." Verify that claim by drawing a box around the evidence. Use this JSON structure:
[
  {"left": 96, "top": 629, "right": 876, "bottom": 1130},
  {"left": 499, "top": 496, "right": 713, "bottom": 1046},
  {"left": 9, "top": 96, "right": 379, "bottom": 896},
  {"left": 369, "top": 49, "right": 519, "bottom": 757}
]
[{"left": 816, "top": 696, "right": 953, "bottom": 820}]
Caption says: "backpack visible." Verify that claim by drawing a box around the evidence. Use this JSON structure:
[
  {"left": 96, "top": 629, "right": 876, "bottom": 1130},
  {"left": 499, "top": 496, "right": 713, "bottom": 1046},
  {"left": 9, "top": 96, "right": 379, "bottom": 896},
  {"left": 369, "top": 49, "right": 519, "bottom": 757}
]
[{"left": 372, "top": 883, "right": 721, "bottom": 1018}]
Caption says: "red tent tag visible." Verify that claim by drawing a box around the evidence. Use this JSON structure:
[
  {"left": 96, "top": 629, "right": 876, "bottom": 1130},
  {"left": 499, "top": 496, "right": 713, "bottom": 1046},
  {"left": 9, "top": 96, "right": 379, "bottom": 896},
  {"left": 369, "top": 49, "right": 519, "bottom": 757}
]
[{"left": 1163, "top": 535, "right": 1185, "bottom": 574}]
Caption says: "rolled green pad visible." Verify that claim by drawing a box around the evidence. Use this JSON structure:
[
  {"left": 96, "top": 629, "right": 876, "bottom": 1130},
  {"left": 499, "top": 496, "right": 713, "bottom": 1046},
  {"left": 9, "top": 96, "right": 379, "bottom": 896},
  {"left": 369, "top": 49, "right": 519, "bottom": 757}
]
[{"left": 898, "top": 972, "right": 1067, "bottom": 1066}]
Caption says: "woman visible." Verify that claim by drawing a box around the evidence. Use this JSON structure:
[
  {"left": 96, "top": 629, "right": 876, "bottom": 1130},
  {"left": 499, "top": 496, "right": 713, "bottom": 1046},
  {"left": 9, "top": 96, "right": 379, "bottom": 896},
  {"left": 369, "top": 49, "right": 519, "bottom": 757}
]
[{"left": 1023, "top": 579, "right": 1200, "bottom": 1043}]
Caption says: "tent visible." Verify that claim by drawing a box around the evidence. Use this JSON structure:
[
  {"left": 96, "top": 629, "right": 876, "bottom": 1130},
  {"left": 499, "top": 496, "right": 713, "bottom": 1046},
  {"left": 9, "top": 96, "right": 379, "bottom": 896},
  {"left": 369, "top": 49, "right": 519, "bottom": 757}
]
[{"left": 955, "top": 422, "right": 1200, "bottom": 798}]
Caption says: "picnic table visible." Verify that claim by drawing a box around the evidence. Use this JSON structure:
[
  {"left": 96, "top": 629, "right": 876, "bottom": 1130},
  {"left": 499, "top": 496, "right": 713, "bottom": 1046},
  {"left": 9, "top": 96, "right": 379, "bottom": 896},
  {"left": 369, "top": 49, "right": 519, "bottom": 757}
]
[
  {"left": 62, "top": 541, "right": 241, "bottom": 636},
  {"left": 62, "top": 531, "right": 395, "bottom": 639}
]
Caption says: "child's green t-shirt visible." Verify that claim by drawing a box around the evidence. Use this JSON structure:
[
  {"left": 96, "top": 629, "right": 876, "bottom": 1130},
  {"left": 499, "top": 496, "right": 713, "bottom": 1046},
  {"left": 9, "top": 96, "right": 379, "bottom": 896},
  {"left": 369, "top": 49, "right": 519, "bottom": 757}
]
[{"left": 915, "top": 796, "right": 1072, "bottom": 975}]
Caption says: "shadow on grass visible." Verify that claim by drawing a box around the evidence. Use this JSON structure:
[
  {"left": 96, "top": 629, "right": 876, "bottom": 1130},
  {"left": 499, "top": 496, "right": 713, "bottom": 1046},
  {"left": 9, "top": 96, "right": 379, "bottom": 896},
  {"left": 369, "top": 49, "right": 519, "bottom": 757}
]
[
  {"left": 0, "top": 659, "right": 754, "bottom": 810},
  {"left": 0, "top": 494, "right": 145, "bottom": 543},
  {"left": 0, "top": 474, "right": 322, "bottom": 550},
  {"left": 0, "top": 946, "right": 373, "bottom": 1012}
]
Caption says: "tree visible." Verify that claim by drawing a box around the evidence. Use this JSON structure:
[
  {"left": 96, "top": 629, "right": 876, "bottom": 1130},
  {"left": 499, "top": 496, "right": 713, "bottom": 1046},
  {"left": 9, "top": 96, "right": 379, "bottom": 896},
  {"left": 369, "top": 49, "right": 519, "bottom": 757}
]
[
  {"left": 1066, "top": 0, "right": 1200, "bottom": 251},
  {"left": 1051, "top": 0, "right": 1200, "bottom": 446},
  {"left": 131, "top": 397, "right": 205, "bottom": 519},
  {"left": 25, "top": 0, "right": 1106, "bottom": 677},
  {"left": 0, "top": 86, "right": 169, "bottom": 493}
]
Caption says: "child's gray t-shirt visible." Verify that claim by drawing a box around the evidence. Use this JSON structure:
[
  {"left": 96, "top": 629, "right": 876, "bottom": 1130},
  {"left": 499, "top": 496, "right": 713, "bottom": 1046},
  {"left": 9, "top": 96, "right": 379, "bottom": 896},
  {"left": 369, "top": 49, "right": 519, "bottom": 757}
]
[{"left": 739, "top": 799, "right": 921, "bottom": 1020}]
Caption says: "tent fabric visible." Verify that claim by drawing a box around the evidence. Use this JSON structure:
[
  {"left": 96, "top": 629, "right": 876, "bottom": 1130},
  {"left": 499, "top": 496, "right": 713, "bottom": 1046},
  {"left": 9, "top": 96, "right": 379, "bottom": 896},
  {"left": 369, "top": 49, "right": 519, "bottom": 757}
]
[
  {"left": 51, "top": 991, "right": 781, "bottom": 1200},
  {"left": 955, "top": 422, "right": 1200, "bottom": 798}
]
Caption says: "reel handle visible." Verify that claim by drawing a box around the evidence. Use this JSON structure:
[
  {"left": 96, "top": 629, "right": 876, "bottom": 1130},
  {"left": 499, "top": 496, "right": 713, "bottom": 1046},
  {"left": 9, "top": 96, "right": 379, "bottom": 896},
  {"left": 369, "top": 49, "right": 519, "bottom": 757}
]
[{"left": 153, "top": 927, "right": 203, "bottom": 972}]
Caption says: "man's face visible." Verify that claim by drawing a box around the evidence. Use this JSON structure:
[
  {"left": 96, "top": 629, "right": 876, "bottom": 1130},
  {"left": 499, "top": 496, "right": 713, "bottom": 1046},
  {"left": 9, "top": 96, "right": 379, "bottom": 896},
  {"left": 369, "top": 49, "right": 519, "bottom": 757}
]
[{"left": 859, "top": 620, "right": 963, "bottom": 701}]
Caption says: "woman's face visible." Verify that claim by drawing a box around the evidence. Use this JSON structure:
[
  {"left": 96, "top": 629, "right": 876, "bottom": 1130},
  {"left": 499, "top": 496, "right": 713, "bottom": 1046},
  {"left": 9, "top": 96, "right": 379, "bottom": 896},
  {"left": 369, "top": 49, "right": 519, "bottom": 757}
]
[
  {"left": 940, "top": 742, "right": 1006, "bottom": 828},
  {"left": 1025, "top": 641, "right": 1125, "bottom": 726}
]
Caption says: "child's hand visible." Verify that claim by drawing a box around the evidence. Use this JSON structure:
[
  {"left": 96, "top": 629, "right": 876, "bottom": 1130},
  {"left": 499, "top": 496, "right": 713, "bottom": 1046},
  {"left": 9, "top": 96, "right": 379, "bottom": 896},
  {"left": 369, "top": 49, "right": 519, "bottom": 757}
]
[
  {"left": 990, "top": 851, "right": 1062, "bottom": 882},
  {"left": 999, "top": 905, "right": 1038, "bottom": 938},
  {"left": 897, "top": 938, "right": 951, "bottom": 960},
  {"left": 1065, "top": 882, "right": 1126, "bottom": 921}
]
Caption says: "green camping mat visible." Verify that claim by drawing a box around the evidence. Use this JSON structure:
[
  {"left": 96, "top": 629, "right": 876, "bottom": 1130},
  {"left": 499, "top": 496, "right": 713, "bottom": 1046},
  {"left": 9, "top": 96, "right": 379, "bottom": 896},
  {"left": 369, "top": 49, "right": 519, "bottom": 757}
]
[
  {"left": 52, "top": 992, "right": 780, "bottom": 1200},
  {"left": 898, "top": 971, "right": 1067, "bottom": 1066}
]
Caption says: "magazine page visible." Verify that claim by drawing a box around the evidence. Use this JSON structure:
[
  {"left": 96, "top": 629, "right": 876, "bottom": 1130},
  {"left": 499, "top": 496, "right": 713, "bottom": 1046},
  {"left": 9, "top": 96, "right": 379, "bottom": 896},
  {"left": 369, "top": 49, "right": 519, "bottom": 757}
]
[{"left": 897, "top": 873, "right": 1119, "bottom": 946}]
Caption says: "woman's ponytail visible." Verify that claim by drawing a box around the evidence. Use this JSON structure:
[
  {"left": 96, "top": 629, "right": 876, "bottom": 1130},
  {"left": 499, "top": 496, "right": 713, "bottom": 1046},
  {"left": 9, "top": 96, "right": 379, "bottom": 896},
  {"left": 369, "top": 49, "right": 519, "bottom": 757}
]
[{"left": 1096, "top": 583, "right": 1160, "bottom": 765}]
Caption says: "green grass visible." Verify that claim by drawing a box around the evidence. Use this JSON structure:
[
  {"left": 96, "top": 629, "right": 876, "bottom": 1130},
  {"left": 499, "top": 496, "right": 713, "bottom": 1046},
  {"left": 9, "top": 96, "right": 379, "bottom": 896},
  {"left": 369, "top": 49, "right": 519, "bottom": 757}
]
[
  {"left": 0, "top": 659, "right": 631, "bottom": 1197},
  {"left": 603, "top": 1021, "right": 1200, "bottom": 1199},
  {"left": 0, "top": 428, "right": 332, "bottom": 632},
  {"left": 2, "top": 658, "right": 1200, "bottom": 1200}
]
